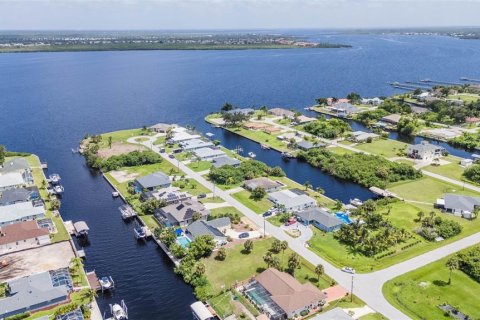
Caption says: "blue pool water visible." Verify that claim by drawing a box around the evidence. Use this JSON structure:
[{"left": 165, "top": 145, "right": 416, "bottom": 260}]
[
  {"left": 177, "top": 236, "right": 192, "bottom": 248},
  {"left": 336, "top": 212, "right": 353, "bottom": 224}
]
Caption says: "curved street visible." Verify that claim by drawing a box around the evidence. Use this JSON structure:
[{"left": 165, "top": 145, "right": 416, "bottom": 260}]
[{"left": 129, "top": 134, "right": 480, "bottom": 320}]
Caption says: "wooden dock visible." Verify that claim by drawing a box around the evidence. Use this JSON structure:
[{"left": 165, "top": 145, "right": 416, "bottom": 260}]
[{"left": 86, "top": 271, "right": 101, "bottom": 291}]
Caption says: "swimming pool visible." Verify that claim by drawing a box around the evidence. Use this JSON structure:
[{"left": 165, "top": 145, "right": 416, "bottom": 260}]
[
  {"left": 335, "top": 212, "right": 352, "bottom": 224},
  {"left": 177, "top": 236, "right": 192, "bottom": 248}
]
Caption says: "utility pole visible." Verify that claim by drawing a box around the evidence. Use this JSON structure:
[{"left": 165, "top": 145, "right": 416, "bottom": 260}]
[
  {"left": 350, "top": 275, "right": 354, "bottom": 302},
  {"left": 263, "top": 215, "right": 266, "bottom": 238}
]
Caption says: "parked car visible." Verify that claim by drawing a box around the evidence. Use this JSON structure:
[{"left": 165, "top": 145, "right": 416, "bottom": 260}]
[
  {"left": 285, "top": 217, "right": 297, "bottom": 226},
  {"left": 262, "top": 211, "right": 273, "bottom": 217},
  {"left": 159, "top": 148, "right": 166, "bottom": 153},
  {"left": 168, "top": 154, "right": 175, "bottom": 159},
  {"left": 238, "top": 232, "right": 249, "bottom": 239},
  {"left": 342, "top": 267, "right": 356, "bottom": 274},
  {"left": 197, "top": 193, "right": 207, "bottom": 199}
]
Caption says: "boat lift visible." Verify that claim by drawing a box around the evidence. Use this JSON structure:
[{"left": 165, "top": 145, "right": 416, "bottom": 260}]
[
  {"left": 119, "top": 205, "right": 137, "bottom": 220},
  {"left": 104, "top": 300, "right": 128, "bottom": 320}
]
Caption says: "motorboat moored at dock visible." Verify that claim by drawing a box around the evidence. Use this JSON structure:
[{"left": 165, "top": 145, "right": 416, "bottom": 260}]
[
  {"left": 248, "top": 152, "right": 256, "bottom": 158},
  {"left": 133, "top": 225, "right": 147, "bottom": 240},
  {"left": 349, "top": 198, "right": 363, "bottom": 207},
  {"left": 119, "top": 205, "right": 137, "bottom": 220},
  {"left": 112, "top": 191, "right": 120, "bottom": 197},
  {"left": 48, "top": 173, "right": 61, "bottom": 184},
  {"left": 106, "top": 300, "right": 128, "bottom": 320}
]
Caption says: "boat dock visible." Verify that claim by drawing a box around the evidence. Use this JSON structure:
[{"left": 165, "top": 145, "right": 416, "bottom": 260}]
[
  {"left": 461, "top": 77, "right": 480, "bottom": 83},
  {"left": 420, "top": 79, "right": 464, "bottom": 86},
  {"left": 87, "top": 270, "right": 115, "bottom": 292},
  {"left": 65, "top": 220, "right": 90, "bottom": 237},
  {"left": 369, "top": 186, "right": 403, "bottom": 200}
]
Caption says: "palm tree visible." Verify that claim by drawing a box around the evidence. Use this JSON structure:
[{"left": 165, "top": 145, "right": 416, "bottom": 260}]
[
  {"left": 304, "top": 181, "right": 312, "bottom": 191},
  {"left": 263, "top": 252, "right": 273, "bottom": 267},
  {"left": 446, "top": 256, "right": 459, "bottom": 285},
  {"left": 315, "top": 264, "right": 324, "bottom": 284},
  {"left": 315, "top": 186, "right": 325, "bottom": 194},
  {"left": 260, "top": 105, "right": 268, "bottom": 115},
  {"left": 108, "top": 136, "right": 113, "bottom": 149},
  {"left": 416, "top": 211, "right": 425, "bottom": 222},
  {"left": 195, "top": 262, "right": 206, "bottom": 276}
]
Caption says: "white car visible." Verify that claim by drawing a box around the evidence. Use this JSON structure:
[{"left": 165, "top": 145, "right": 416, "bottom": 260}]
[{"left": 342, "top": 267, "right": 356, "bottom": 274}]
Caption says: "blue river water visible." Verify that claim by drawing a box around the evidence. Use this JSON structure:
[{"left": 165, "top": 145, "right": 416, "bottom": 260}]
[{"left": 1, "top": 33, "right": 480, "bottom": 319}]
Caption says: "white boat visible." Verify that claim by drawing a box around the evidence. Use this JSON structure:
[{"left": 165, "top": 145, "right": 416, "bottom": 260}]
[
  {"left": 281, "top": 152, "right": 294, "bottom": 160},
  {"left": 110, "top": 300, "right": 128, "bottom": 320},
  {"left": 349, "top": 198, "right": 363, "bottom": 207},
  {"left": 119, "top": 205, "right": 137, "bottom": 220},
  {"left": 99, "top": 276, "right": 114, "bottom": 291},
  {"left": 205, "top": 132, "right": 214, "bottom": 137},
  {"left": 260, "top": 144, "right": 270, "bottom": 150},
  {"left": 49, "top": 174, "right": 61, "bottom": 184},
  {"left": 134, "top": 226, "right": 147, "bottom": 240},
  {"left": 112, "top": 191, "right": 120, "bottom": 197},
  {"left": 53, "top": 185, "right": 64, "bottom": 195},
  {"left": 248, "top": 152, "right": 256, "bottom": 158}
]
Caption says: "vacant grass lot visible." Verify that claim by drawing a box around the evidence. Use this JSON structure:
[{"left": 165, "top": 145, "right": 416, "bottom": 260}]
[
  {"left": 187, "top": 160, "right": 213, "bottom": 172},
  {"left": 230, "top": 127, "right": 289, "bottom": 152},
  {"left": 387, "top": 176, "right": 480, "bottom": 203},
  {"left": 98, "top": 128, "right": 153, "bottom": 148},
  {"left": 203, "top": 238, "right": 332, "bottom": 295},
  {"left": 209, "top": 206, "right": 244, "bottom": 219},
  {"left": 422, "top": 155, "right": 472, "bottom": 183},
  {"left": 327, "top": 146, "right": 356, "bottom": 155},
  {"left": 355, "top": 138, "right": 408, "bottom": 158},
  {"left": 231, "top": 190, "right": 272, "bottom": 214},
  {"left": 383, "top": 248, "right": 480, "bottom": 320}
]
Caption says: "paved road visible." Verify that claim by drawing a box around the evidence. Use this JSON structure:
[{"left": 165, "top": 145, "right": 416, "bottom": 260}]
[{"left": 128, "top": 134, "right": 480, "bottom": 320}]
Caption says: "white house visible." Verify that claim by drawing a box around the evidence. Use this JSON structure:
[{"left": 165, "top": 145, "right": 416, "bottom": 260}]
[
  {"left": 0, "top": 173, "right": 27, "bottom": 191},
  {"left": 0, "top": 201, "right": 46, "bottom": 226},
  {"left": 0, "top": 220, "right": 50, "bottom": 254},
  {"left": 193, "top": 148, "right": 226, "bottom": 161},
  {"left": 407, "top": 141, "right": 445, "bottom": 161},
  {"left": 268, "top": 189, "right": 316, "bottom": 212}
]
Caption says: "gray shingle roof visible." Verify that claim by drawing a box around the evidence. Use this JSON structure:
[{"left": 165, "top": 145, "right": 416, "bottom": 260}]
[
  {"left": 296, "top": 208, "right": 344, "bottom": 228},
  {"left": 159, "top": 200, "right": 209, "bottom": 224},
  {"left": 310, "top": 307, "right": 354, "bottom": 320},
  {"left": 444, "top": 193, "right": 480, "bottom": 212},
  {"left": 135, "top": 171, "right": 170, "bottom": 189},
  {"left": 206, "top": 217, "right": 231, "bottom": 229},
  {"left": 0, "top": 158, "right": 30, "bottom": 174},
  {"left": 244, "top": 177, "right": 283, "bottom": 191},
  {"left": 0, "top": 271, "right": 69, "bottom": 318},
  {"left": 212, "top": 156, "right": 240, "bottom": 168},
  {"left": 0, "top": 187, "right": 39, "bottom": 205},
  {"left": 297, "top": 140, "right": 317, "bottom": 150},
  {"left": 186, "top": 219, "right": 227, "bottom": 239}
]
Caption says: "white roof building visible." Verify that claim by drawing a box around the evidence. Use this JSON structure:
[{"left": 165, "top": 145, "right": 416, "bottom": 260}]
[
  {"left": 171, "top": 127, "right": 201, "bottom": 142},
  {"left": 0, "top": 201, "right": 46, "bottom": 226},
  {"left": 193, "top": 148, "right": 226, "bottom": 161},
  {"left": 180, "top": 139, "right": 214, "bottom": 151},
  {"left": 0, "top": 172, "right": 26, "bottom": 191},
  {"left": 268, "top": 189, "right": 316, "bottom": 212}
]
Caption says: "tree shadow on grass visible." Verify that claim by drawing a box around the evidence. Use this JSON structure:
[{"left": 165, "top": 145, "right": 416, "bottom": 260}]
[
  {"left": 256, "top": 267, "right": 266, "bottom": 273},
  {"left": 433, "top": 279, "right": 448, "bottom": 287}
]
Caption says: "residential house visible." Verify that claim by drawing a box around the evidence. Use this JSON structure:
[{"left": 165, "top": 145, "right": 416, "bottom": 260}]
[
  {"left": 226, "top": 108, "right": 255, "bottom": 115},
  {"left": 0, "top": 186, "right": 40, "bottom": 206},
  {"left": 268, "top": 189, "right": 316, "bottom": 212},
  {"left": 0, "top": 201, "right": 46, "bottom": 226},
  {"left": 0, "top": 220, "right": 50, "bottom": 254},
  {"left": 296, "top": 140, "right": 321, "bottom": 151},
  {"left": 380, "top": 114, "right": 402, "bottom": 125},
  {"left": 193, "top": 148, "right": 226, "bottom": 161},
  {"left": 243, "top": 122, "right": 270, "bottom": 130},
  {"left": 436, "top": 193, "right": 480, "bottom": 219},
  {"left": 245, "top": 268, "right": 326, "bottom": 320},
  {"left": 170, "top": 127, "right": 201, "bottom": 143},
  {"left": 0, "top": 173, "right": 27, "bottom": 191},
  {"left": 268, "top": 108, "right": 295, "bottom": 118},
  {"left": 155, "top": 199, "right": 210, "bottom": 227},
  {"left": 422, "top": 128, "right": 462, "bottom": 140},
  {"left": 142, "top": 186, "right": 192, "bottom": 205},
  {"left": 0, "top": 158, "right": 33, "bottom": 186},
  {"left": 407, "top": 141, "right": 445, "bottom": 161},
  {"left": 295, "top": 208, "right": 344, "bottom": 232},
  {"left": 212, "top": 156, "right": 241, "bottom": 168},
  {"left": 179, "top": 139, "right": 214, "bottom": 151},
  {"left": 349, "top": 131, "right": 380, "bottom": 143},
  {"left": 327, "top": 98, "right": 350, "bottom": 106},
  {"left": 310, "top": 308, "right": 354, "bottom": 320},
  {"left": 329, "top": 102, "right": 359, "bottom": 117},
  {"left": 361, "top": 97, "right": 384, "bottom": 106},
  {"left": 0, "top": 269, "right": 72, "bottom": 318},
  {"left": 134, "top": 171, "right": 171, "bottom": 192},
  {"left": 466, "top": 117, "right": 480, "bottom": 125},
  {"left": 149, "top": 123, "right": 177, "bottom": 133},
  {"left": 186, "top": 217, "right": 230, "bottom": 244},
  {"left": 244, "top": 177, "right": 284, "bottom": 193},
  {"left": 296, "top": 115, "right": 316, "bottom": 124}
]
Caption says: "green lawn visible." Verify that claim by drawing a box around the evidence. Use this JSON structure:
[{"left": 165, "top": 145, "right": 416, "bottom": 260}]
[
  {"left": 359, "top": 313, "right": 388, "bottom": 320},
  {"left": 209, "top": 206, "right": 244, "bottom": 219},
  {"left": 422, "top": 155, "right": 471, "bottom": 183},
  {"left": 209, "top": 292, "right": 235, "bottom": 318},
  {"left": 139, "top": 214, "right": 161, "bottom": 230},
  {"left": 355, "top": 138, "right": 408, "bottom": 158},
  {"left": 387, "top": 176, "right": 480, "bottom": 203},
  {"left": 448, "top": 93, "right": 480, "bottom": 103},
  {"left": 229, "top": 127, "right": 289, "bottom": 152},
  {"left": 383, "top": 248, "right": 480, "bottom": 320},
  {"left": 98, "top": 128, "right": 153, "bottom": 148},
  {"left": 187, "top": 160, "right": 213, "bottom": 172},
  {"left": 153, "top": 136, "right": 166, "bottom": 145},
  {"left": 307, "top": 200, "right": 480, "bottom": 273},
  {"left": 231, "top": 190, "right": 272, "bottom": 214},
  {"left": 203, "top": 238, "right": 332, "bottom": 295},
  {"left": 199, "top": 196, "right": 226, "bottom": 204}
]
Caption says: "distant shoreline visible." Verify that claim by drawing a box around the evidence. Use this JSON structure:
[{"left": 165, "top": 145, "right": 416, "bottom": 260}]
[{"left": 0, "top": 43, "right": 352, "bottom": 53}]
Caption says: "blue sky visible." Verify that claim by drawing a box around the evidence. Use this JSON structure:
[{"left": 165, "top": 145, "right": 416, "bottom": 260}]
[{"left": 1, "top": 0, "right": 479, "bottom": 30}]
